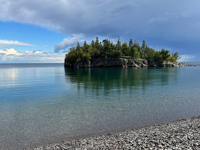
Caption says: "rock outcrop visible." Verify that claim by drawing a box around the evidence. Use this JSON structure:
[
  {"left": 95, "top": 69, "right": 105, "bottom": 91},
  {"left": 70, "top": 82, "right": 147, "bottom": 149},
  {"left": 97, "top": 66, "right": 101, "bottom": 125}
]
[
  {"left": 64, "top": 58, "right": 187, "bottom": 68},
  {"left": 148, "top": 61, "right": 188, "bottom": 67}
]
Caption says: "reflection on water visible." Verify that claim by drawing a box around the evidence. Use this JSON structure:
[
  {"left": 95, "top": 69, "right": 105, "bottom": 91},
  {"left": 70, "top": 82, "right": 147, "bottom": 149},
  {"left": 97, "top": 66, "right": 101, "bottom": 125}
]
[
  {"left": 0, "top": 64, "right": 200, "bottom": 150},
  {"left": 0, "top": 67, "right": 45, "bottom": 87},
  {"left": 65, "top": 67, "right": 178, "bottom": 93},
  {"left": 0, "top": 68, "right": 19, "bottom": 87},
  {"left": 0, "top": 68, "right": 19, "bottom": 80}
]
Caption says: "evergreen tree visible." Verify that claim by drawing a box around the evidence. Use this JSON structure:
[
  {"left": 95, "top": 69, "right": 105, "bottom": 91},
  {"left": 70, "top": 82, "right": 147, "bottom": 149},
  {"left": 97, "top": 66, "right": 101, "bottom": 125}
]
[
  {"left": 130, "top": 47, "right": 140, "bottom": 59},
  {"left": 76, "top": 42, "right": 81, "bottom": 50},
  {"left": 133, "top": 40, "right": 141, "bottom": 58},
  {"left": 91, "top": 40, "right": 95, "bottom": 48},
  {"left": 129, "top": 39, "right": 134, "bottom": 49},
  {"left": 173, "top": 52, "right": 181, "bottom": 61},
  {"left": 102, "top": 39, "right": 111, "bottom": 58},
  {"left": 111, "top": 42, "right": 114, "bottom": 48},
  {"left": 141, "top": 40, "right": 146, "bottom": 59},
  {"left": 88, "top": 45, "right": 94, "bottom": 59},
  {"left": 154, "top": 51, "right": 163, "bottom": 62},
  {"left": 116, "top": 36, "right": 122, "bottom": 51},
  {"left": 99, "top": 41, "right": 104, "bottom": 58},
  {"left": 95, "top": 37, "right": 99, "bottom": 46},
  {"left": 122, "top": 42, "right": 130, "bottom": 56},
  {"left": 145, "top": 47, "right": 155, "bottom": 61},
  {"left": 161, "top": 49, "right": 170, "bottom": 60},
  {"left": 83, "top": 41, "right": 88, "bottom": 53},
  {"left": 65, "top": 37, "right": 181, "bottom": 66}
]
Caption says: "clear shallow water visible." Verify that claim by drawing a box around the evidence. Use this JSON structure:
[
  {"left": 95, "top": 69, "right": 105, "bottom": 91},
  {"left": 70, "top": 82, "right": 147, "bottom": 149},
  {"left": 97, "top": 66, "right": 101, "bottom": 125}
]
[{"left": 0, "top": 63, "right": 200, "bottom": 149}]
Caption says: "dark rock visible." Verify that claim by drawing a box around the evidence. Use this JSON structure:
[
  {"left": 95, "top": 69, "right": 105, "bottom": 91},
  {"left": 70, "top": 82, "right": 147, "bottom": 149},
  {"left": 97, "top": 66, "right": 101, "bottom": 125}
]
[{"left": 64, "top": 58, "right": 187, "bottom": 68}]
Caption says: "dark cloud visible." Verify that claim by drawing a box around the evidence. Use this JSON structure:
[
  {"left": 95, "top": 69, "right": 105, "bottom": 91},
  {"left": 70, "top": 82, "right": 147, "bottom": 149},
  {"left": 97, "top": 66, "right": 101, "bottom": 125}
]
[{"left": 0, "top": 0, "right": 200, "bottom": 60}]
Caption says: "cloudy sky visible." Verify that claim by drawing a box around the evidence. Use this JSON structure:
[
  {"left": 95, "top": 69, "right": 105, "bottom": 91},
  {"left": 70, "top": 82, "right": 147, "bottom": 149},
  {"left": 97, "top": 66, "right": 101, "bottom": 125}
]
[{"left": 0, "top": 0, "right": 199, "bottom": 63}]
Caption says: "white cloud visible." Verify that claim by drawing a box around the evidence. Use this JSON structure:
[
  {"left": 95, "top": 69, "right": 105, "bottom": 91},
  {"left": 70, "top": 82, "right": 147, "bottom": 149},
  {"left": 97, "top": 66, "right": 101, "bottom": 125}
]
[
  {"left": 54, "top": 37, "right": 79, "bottom": 52},
  {"left": 54, "top": 37, "right": 88, "bottom": 52},
  {"left": 179, "top": 55, "right": 195, "bottom": 62},
  {"left": 0, "top": 40, "right": 36, "bottom": 46},
  {"left": 54, "top": 36, "right": 111, "bottom": 52},
  {"left": 0, "top": 48, "right": 22, "bottom": 56},
  {"left": 0, "top": 48, "right": 65, "bottom": 63}
]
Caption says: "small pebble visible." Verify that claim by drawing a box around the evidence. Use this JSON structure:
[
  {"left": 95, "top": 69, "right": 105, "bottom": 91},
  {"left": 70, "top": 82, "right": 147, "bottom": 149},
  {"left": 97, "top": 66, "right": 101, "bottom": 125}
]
[{"left": 24, "top": 115, "right": 200, "bottom": 150}]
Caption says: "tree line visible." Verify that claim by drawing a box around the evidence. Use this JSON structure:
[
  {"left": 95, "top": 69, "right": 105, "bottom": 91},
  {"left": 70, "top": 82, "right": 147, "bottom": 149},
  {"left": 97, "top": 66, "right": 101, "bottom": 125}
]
[{"left": 65, "top": 37, "right": 181, "bottom": 65}]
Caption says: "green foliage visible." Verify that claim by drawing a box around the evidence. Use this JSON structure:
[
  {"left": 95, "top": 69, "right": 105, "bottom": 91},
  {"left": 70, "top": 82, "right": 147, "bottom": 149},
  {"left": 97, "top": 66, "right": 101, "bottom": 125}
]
[
  {"left": 168, "top": 55, "right": 175, "bottom": 62},
  {"left": 130, "top": 47, "right": 140, "bottom": 59},
  {"left": 66, "top": 47, "right": 79, "bottom": 66},
  {"left": 154, "top": 51, "right": 163, "bottom": 62},
  {"left": 141, "top": 40, "right": 146, "bottom": 59},
  {"left": 129, "top": 39, "right": 134, "bottom": 48},
  {"left": 65, "top": 37, "right": 181, "bottom": 66},
  {"left": 116, "top": 36, "right": 122, "bottom": 51},
  {"left": 168, "top": 52, "right": 181, "bottom": 62},
  {"left": 173, "top": 52, "right": 181, "bottom": 61},
  {"left": 76, "top": 42, "right": 81, "bottom": 50},
  {"left": 83, "top": 41, "right": 88, "bottom": 53},
  {"left": 102, "top": 39, "right": 111, "bottom": 59},
  {"left": 145, "top": 47, "right": 155, "bottom": 61},
  {"left": 161, "top": 49, "right": 170, "bottom": 60},
  {"left": 91, "top": 40, "right": 95, "bottom": 49},
  {"left": 122, "top": 42, "right": 130, "bottom": 56}
]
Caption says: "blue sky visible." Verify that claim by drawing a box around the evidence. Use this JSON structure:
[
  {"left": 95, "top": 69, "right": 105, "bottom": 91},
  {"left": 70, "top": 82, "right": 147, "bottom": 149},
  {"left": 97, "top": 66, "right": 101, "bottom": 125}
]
[{"left": 0, "top": 0, "right": 199, "bottom": 63}]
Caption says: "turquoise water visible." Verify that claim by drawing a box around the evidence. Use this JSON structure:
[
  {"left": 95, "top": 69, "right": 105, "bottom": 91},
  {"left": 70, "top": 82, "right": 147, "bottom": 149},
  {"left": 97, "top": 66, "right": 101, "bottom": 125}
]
[{"left": 0, "top": 63, "right": 200, "bottom": 149}]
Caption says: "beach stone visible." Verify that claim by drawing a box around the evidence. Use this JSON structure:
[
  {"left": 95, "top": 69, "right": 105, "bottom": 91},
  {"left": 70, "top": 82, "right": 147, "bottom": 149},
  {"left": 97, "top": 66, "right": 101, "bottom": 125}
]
[{"left": 25, "top": 115, "right": 200, "bottom": 150}]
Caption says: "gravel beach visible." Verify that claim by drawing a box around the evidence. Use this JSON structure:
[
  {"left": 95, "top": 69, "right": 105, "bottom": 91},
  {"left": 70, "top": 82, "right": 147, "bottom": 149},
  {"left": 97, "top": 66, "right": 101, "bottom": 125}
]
[{"left": 25, "top": 115, "right": 200, "bottom": 150}]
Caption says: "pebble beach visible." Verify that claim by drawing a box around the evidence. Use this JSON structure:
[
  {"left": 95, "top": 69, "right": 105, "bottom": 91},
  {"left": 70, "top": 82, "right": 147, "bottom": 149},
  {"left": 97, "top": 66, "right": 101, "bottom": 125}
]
[{"left": 25, "top": 115, "right": 200, "bottom": 150}]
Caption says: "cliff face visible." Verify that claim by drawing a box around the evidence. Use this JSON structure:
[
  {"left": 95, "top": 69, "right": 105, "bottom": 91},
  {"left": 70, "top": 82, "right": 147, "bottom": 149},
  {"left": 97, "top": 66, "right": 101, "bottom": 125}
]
[{"left": 64, "top": 58, "right": 187, "bottom": 68}]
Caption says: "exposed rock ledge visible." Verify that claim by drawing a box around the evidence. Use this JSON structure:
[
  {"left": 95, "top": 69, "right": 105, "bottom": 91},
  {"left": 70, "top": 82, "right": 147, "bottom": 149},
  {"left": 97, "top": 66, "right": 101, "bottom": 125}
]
[{"left": 64, "top": 58, "right": 187, "bottom": 68}]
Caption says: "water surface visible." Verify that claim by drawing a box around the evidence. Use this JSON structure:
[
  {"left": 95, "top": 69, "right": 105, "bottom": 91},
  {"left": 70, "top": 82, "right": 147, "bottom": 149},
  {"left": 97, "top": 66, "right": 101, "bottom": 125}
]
[{"left": 0, "top": 63, "right": 200, "bottom": 149}]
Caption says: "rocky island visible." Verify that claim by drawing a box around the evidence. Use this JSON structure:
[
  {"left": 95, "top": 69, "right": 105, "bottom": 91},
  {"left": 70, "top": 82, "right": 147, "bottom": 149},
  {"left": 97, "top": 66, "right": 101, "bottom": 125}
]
[{"left": 64, "top": 37, "right": 187, "bottom": 68}]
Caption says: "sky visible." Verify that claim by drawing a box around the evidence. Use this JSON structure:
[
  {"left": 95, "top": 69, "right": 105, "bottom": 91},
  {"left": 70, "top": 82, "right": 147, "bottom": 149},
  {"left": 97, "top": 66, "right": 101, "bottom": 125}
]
[{"left": 0, "top": 0, "right": 199, "bottom": 63}]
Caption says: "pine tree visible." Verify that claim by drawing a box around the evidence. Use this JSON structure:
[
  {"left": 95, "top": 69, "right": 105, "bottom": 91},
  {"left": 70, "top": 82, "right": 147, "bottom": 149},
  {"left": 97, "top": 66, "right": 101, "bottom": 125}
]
[
  {"left": 129, "top": 39, "right": 134, "bottom": 49},
  {"left": 95, "top": 37, "right": 99, "bottom": 48},
  {"left": 141, "top": 40, "right": 146, "bottom": 59},
  {"left": 83, "top": 41, "right": 88, "bottom": 53},
  {"left": 116, "top": 36, "right": 121, "bottom": 51},
  {"left": 102, "top": 39, "right": 111, "bottom": 58},
  {"left": 122, "top": 42, "right": 130, "bottom": 56},
  {"left": 91, "top": 40, "right": 95, "bottom": 48},
  {"left": 76, "top": 42, "right": 80, "bottom": 50}
]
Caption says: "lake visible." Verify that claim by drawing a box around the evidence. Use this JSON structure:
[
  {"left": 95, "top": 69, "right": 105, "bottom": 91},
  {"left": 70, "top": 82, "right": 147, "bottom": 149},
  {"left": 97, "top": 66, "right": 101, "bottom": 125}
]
[{"left": 0, "top": 63, "right": 200, "bottom": 150}]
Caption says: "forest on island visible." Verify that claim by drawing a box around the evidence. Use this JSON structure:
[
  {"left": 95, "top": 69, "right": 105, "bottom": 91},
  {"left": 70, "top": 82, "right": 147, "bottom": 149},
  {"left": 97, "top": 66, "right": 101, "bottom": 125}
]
[{"left": 65, "top": 37, "right": 180, "bottom": 65}]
